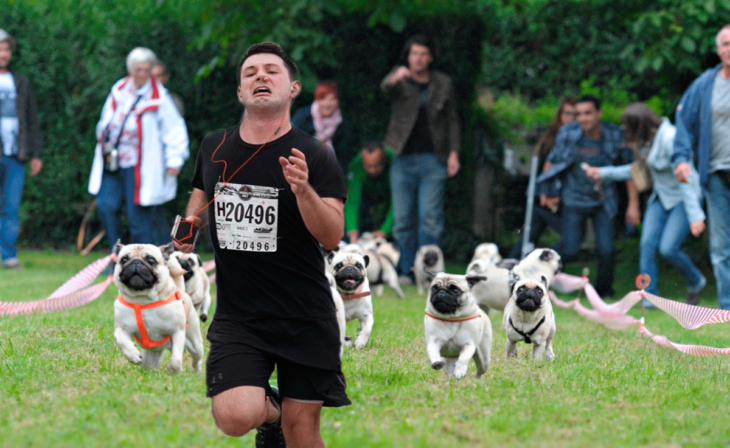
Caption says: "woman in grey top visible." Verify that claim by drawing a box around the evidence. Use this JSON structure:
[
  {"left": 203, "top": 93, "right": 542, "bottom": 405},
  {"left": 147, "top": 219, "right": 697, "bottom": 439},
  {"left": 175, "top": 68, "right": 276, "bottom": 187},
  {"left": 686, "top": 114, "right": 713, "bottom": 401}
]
[{"left": 583, "top": 103, "right": 706, "bottom": 306}]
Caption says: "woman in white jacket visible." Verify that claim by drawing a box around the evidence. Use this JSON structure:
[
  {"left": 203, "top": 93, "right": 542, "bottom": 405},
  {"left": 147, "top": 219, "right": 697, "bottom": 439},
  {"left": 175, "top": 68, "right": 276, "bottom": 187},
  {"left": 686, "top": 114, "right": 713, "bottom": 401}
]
[
  {"left": 583, "top": 103, "right": 706, "bottom": 306},
  {"left": 88, "top": 47, "right": 189, "bottom": 251}
]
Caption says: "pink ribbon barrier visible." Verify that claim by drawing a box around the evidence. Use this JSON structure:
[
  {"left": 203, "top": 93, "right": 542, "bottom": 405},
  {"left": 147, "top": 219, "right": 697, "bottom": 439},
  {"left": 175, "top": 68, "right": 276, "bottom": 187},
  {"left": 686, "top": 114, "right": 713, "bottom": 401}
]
[
  {"left": 201, "top": 260, "right": 215, "bottom": 272},
  {"left": 208, "top": 272, "right": 216, "bottom": 283},
  {"left": 639, "top": 325, "right": 730, "bottom": 357},
  {"left": 549, "top": 272, "right": 730, "bottom": 356},
  {"left": 0, "top": 255, "right": 114, "bottom": 317}
]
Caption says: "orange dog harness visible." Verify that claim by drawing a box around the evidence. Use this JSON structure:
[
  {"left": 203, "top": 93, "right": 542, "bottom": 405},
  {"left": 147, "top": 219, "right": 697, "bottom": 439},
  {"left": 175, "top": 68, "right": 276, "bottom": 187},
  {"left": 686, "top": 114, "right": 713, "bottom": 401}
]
[{"left": 117, "top": 290, "right": 185, "bottom": 348}]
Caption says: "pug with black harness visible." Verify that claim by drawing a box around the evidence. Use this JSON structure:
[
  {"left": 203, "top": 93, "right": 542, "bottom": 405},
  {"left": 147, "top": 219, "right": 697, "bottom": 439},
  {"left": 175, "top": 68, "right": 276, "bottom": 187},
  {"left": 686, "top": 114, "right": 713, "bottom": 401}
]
[
  {"left": 424, "top": 273, "right": 492, "bottom": 380},
  {"left": 502, "top": 277, "right": 556, "bottom": 361}
]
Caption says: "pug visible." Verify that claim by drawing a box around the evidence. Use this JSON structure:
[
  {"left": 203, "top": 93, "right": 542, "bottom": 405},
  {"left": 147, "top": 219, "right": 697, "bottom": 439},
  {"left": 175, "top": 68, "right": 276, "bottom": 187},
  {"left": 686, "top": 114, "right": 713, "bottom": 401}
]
[
  {"left": 466, "top": 259, "right": 519, "bottom": 313},
  {"left": 512, "top": 248, "right": 562, "bottom": 287},
  {"left": 363, "top": 248, "right": 405, "bottom": 299},
  {"left": 325, "top": 270, "right": 347, "bottom": 358},
  {"left": 424, "top": 273, "right": 492, "bottom": 380},
  {"left": 502, "top": 277, "right": 556, "bottom": 361},
  {"left": 173, "top": 251, "right": 212, "bottom": 322},
  {"left": 414, "top": 245, "right": 445, "bottom": 295},
  {"left": 327, "top": 251, "right": 374, "bottom": 349},
  {"left": 471, "top": 242, "right": 502, "bottom": 266},
  {"left": 496, "top": 258, "right": 520, "bottom": 270},
  {"left": 113, "top": 242, "right": 205, "bottom": 373}
]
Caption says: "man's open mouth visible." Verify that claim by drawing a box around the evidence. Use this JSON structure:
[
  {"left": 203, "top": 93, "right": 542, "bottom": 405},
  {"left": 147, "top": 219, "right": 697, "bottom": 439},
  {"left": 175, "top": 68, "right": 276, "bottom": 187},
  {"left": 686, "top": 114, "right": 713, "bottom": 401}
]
[{"left": 253, "top": 86, "right": 271, "bottom": 95}]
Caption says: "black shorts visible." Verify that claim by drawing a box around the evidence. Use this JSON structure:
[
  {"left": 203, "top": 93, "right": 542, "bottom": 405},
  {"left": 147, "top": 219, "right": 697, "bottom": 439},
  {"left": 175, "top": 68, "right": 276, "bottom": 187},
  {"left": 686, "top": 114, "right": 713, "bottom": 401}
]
[{"left": 205, "top": 319, "right": 350, "bottom": 407}]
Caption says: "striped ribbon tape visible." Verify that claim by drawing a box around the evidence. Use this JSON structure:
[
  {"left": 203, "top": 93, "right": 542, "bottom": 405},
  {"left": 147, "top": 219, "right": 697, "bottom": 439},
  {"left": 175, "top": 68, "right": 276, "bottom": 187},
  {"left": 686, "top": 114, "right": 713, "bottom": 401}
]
[
  {"left": 549, "top": 272, "right": 730, "bottom": 356},
  {"left": 0, "top": 254, "right": 114, "bottom": 317}
]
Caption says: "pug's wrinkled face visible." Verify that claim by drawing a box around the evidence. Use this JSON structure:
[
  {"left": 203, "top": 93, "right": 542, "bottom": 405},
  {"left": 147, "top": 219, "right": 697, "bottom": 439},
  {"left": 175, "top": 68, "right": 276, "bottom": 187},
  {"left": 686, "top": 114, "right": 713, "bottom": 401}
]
[
  {"left": 328, "top": 252, "right": 370, "bottom": 294},
  {"left": 428, "top": 273, "right": 485, "bottom": 315},
  {"left": 174, "top": 251, "right": 202, "bottom": 282},
  {"left": 114, "top": 243, "right": 171, "bottom": 293},
  {"left": 423, "top": 250, "right": 440, "bottom": 267},
  {"left": 513, "top": 279, "right": 547, "bottom": 312}
]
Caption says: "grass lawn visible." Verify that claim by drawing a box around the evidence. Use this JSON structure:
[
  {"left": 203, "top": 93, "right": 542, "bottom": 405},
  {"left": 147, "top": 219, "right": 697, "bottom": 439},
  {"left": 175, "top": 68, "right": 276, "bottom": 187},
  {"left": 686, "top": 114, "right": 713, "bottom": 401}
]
[{"left": 1, "top": 247, "right": 730, "bottom": 447}]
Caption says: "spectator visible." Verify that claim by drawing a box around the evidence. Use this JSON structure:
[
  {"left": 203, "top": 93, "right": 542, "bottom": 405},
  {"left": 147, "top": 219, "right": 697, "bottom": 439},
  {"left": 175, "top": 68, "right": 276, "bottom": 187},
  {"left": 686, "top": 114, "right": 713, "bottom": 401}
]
[
  {"left": 0, "top": 29, "right": 42, "bottom": 269},
  {"left": 673, "top": 25, "right": 730, "bottom": 310},
  {"left": 87, "top": 47, "right": 189, "bottom": 252},
  {"left": 291, "top": 80, "right": 354, "bottom": 174},
  {"left": 381, "top": 35, "right": 460, "bottom": 284},
  {"left": 151, "top": 60, "right": 184, "bottom": 115},
  {"left": 584, "top": 103, "right": 706, "bottom": 306},
  {"left": 509, "top": 96, "right": 577, "bottom": 259},
  {"left": 537, "top": 95, "right": 639, "bottom": 298},
  {"left": 346, "top": 141, "right": 394, "bottom": 243}
]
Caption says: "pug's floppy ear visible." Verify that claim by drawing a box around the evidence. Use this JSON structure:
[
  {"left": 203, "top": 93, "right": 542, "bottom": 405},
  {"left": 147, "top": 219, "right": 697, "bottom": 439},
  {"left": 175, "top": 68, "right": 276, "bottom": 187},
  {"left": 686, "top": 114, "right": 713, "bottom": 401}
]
[
  {"left": 363, "top": 254, "right": 370, "bottom": 268},
  {"left": 466, "top": 275, "right": 487, "bottom": 289},
  {"left": 114, "top": 239, "right": 124, "bottom": 256},
  {"left": 539, "top": 249, "right": 553, "bottom": 261},
  {"left": 326, "top": 250, "right": 337, "bottom": 265},
  {"left": 540, "top": 275, "right": 548, "bottom": 286},
  {"left": 510, "top": 274, "right": 521, "bottom": 294},
  {"left": 159, "top": 242, "right": 175, "bottom": 261}
]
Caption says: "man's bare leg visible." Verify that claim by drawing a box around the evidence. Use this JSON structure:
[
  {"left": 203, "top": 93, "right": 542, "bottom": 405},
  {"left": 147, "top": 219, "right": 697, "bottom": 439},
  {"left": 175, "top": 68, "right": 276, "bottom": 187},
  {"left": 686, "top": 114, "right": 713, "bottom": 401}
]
[
  {"left": 281, "top": 398, "right": 324, "bottom": 448},
  {"left": 211, "top": 386, "right": 279, "bottom": 437}
]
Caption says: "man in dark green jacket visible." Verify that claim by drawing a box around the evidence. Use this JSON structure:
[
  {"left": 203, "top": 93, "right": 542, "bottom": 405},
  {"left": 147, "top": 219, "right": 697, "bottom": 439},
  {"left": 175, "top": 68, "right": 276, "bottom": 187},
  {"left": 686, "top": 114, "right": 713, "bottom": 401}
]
[
  {"left": 346, "top": 142, "right": 394, "bottom": 244},
  {"left": 0, "top": 29, "right": 42, "bottom": 269}
]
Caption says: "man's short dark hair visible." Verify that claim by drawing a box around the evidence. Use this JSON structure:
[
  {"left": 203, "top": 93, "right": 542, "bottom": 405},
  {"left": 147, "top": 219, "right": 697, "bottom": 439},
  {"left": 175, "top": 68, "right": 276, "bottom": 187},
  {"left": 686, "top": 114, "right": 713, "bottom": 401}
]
[
  {"left": 400, "top": 35, "right": 435, "bottom": 65},
  {"left": 577, "top": 95, "right": 601, "bottom": 111},
  {"left": 361, "top": 141, "right": 383, "bottom": 154},
  {"left": 236, "top": 42, "right": 299, "bottom": 85}
]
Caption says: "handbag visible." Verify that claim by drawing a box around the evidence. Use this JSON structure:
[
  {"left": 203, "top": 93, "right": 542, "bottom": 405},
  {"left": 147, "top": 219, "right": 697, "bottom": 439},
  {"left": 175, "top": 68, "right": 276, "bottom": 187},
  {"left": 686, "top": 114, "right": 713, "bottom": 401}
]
[
  {"left": 103, "top": 95, "right": 142, "bottom": 173},
  {"left": 629, "top": 145, "right": 652, "bottom": 193}
]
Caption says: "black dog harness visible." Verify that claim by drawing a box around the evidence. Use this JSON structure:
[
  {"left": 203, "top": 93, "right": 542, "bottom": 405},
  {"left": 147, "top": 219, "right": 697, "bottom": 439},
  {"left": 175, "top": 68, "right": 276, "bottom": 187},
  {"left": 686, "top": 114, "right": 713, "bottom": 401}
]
[{"left": 508, "top": 316, "right": 546, "bottom": 344}]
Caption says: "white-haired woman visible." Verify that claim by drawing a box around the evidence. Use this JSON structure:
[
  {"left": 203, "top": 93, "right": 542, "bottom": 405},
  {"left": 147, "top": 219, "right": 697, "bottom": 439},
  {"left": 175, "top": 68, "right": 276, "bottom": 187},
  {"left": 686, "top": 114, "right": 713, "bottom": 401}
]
[{"left": 88, "top": 47, "right": 189, "bottom": 251}]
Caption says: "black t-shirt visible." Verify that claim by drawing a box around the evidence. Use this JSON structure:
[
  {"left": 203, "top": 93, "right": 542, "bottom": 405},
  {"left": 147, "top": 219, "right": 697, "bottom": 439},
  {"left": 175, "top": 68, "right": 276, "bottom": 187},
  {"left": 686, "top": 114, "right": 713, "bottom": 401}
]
[
  {"left": 401, "top": 81, "right": 435, "bottom": 155},
  {"left": 192, "top": 126, "right": 347, "bottom": 367}
]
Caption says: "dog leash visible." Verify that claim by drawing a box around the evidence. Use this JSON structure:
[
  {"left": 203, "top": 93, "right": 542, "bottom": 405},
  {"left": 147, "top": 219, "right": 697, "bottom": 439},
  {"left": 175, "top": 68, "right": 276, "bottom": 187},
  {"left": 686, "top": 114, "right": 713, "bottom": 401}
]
[
  {"left": 116, "top": 290, "right": 186, "bottom": 349},
  {"left": 424, "top": 311, "right": 482, "bottom": 322},
  {"left": 508, "top": 315, "right": 546, "bottom": 344}
]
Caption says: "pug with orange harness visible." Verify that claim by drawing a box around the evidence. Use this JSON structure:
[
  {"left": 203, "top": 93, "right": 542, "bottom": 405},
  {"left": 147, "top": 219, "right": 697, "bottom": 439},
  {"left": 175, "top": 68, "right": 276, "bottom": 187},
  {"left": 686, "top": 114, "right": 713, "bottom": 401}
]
[{"left": 113, "top": 242, "right": 204, "bottom": 373}]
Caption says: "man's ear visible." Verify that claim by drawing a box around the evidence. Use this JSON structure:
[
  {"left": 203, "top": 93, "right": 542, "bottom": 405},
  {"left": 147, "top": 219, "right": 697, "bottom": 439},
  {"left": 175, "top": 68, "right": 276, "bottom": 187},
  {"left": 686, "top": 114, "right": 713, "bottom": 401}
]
[{"left": 290, "top": 81, "right": 301, "bottom": 99}]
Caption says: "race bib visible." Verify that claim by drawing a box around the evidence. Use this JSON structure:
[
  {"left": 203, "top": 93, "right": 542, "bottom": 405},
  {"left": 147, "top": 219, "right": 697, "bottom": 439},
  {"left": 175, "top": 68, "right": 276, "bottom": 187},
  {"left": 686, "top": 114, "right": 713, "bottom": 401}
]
[{"left": 214, "top": 183, "right": 278, "bottom": 252}]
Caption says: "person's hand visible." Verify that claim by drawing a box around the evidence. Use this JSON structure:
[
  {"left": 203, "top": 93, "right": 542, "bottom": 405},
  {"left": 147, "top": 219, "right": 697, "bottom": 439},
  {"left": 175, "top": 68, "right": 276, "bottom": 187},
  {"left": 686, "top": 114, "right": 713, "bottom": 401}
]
[
  {"left": 675, "top": 162, "right": 691, "bottom": 183},
  {"left": 173, "top": 215, "right": 202, "bottom": 253},
  {"left": 582, "top": 164, "right": 602, "bottom": 181},
  {"left": 391, "top": 66, "right": 412, "bottom": 84},
  {"left": 167, "top": 167, "right": 181, "bottom": 176},
  {"left": 372, "top": 230, "right": 386, "bottom": 239},
  {"left": 349, "top": 230, "right": 359, "bottom": 244},
  {"left": 279, "top": 148, "right": 311, "bottom": 196},
  {"left": 690, "top": 220, "right": 706, "bottom": 237},
  {"left": 543, "top": 196, "right": 560, "bottom": 213},
  {"left": 625, "top": 204, "right": 641, "bottom": 226},
  {"left": 30, "top": 158, "right": 42, "bottom": 177},
  {"left": 447, "top": 151, "right": 460, "bottom": 178}
]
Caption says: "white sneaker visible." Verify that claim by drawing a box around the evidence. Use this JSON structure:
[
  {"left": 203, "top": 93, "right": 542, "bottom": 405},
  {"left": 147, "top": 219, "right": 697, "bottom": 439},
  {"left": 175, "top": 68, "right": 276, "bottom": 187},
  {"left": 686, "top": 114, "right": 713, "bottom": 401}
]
[{"left": 2, "top": 258, "right": 21, "bottom": 269}]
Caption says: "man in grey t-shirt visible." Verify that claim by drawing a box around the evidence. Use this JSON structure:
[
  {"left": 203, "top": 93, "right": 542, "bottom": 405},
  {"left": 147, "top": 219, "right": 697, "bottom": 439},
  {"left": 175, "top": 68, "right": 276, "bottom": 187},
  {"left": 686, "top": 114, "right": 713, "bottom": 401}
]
[{"left": 674, "top": 25, "right": 730, "bottom": 310}]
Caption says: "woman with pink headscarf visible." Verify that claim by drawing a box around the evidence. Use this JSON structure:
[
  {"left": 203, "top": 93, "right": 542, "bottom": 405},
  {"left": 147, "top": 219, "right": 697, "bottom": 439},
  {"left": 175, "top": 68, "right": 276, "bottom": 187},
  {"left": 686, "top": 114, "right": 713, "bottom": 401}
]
[{"left": 292, "top": 80, "right": 354, "bottom": 174}]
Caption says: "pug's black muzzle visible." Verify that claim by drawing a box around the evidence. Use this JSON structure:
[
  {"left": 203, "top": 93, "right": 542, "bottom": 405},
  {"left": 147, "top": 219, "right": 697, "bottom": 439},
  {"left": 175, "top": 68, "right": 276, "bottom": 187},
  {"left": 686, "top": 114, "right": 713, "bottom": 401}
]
[
  {"left": 430, "top": 289, "right": 461, "bottom": 315},
  {"left": 424, "top": 251, "right": 439, "bottom": 267},
  {"left": 334, "top": 266, "right": 364, "bottom": 293},
  {"left": 119, "top": 259, "right": 158, "bottom": 291},
  {"left": 178, "top": 258, "right": 195, "bottom": 282},
  {"left": 516, "top": 287, "right": 543, "bottom": 312}
]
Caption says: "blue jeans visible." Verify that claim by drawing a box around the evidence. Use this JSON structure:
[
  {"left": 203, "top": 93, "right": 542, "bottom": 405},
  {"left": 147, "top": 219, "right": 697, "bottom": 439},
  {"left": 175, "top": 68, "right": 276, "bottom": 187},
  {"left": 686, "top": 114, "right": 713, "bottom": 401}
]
[
  {"left": 639, "top": 199, "right": 703, "bottom": 296},
  {"left": 705, "top": 173, "right": 730, "bottom": 309},
  {"left": 390, "top": 153, "right": 447, "bottom": 276},
  {"left": 560, "top": 205, "right": 615, "bottom": 296},
  {"left": 0, "top": 156, "right": 25, "bottom": 260},
  {"left": 96, "top": 167, "right": 154, "bottom": 251}
]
